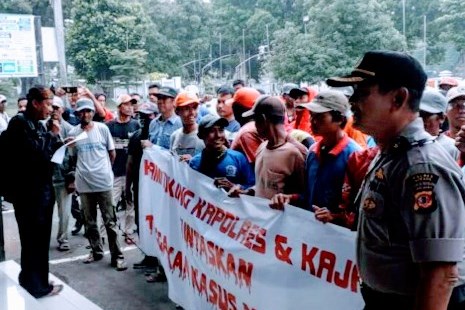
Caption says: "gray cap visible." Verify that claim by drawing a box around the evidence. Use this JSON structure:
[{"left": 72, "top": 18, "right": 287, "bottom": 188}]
[
  {"left": 138, "top": 103, "right": 159, "bottom": 115},
  {"left": 197, "top": 114, "right": 229, "bottom": 138},
  {"left": 75, "top": 98, "right": 95, "bottom": 112},
  {"left": 329, "top": 86, "right": 354, "bottom": 98},
  {"left": 298, "top": 90, "right": 349, "bottom": 115},
  {"left": 446, "top": 85, "right": 465, "bottom": 103},
  {"left": 420, "top": 88, "right": 447, "bottom": 114}
]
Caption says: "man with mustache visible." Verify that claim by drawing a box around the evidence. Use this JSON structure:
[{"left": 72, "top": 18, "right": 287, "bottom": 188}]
[{"left": 327, "top": 50, "right": 465, "bottom": 310}]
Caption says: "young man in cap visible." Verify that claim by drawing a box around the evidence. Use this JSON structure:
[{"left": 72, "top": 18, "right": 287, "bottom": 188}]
[
  {"left": 419, "top": 89, "right": 459, "bottom": 160},
  {"left": 68, "top": 98, "right": 127, "bottom": 271},
  {"left": 445, "top": 85, "right": 465, "bottom": 140},
  {"left": 301, "top": 90, "right": 361, "bottom": 223},
  {"left": 170, "top": 92, "right": 204, "bottom": 161},
  {"left": 438, "top": 77, "right": 458, "bottom": 97},
  {"left": 327, "top": 50, "right": 465, "bottom": 310},
  {"left": 216, "top": 85, "right": 240, "bottom": 133},
  {"left": 289, "top": 86, "right": 317, "bottom": 134},
  {"left": 49, "top": 96, "right": 75, "bottom": 251},
  {"left": 269, "top": 90, "right": 360, "bottom": 218},
  {"left": 2, "top": 86, "right": 63, "bottom": 297},
  {"left": 190, "top": 114, "right": 254, "bottom": 191},
  {"left": 145, "top": 86, "right": 182, "bottom": 150},
  {"left": 229, "top": 87, "right": 263, "bottom": 164},
  {"left": 231, "top": 96, "right": 307, "bottom": 203},
  {"left": 107, "top": 94, "right": 140, "bottom": 242}
]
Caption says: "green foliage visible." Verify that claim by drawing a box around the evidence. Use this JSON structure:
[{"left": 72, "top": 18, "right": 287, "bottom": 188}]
[
  {"left": 435, "top": 0, "right": 465, "bottom": 53},
  {"left": 268, "top": 0, "right": 406, "bottom": 82},
  {"left": 110, "top": 49, "right": 148, "bottom": 90},
  {"left": 66, "top": 0, "right": 150, "bottom": 84}
]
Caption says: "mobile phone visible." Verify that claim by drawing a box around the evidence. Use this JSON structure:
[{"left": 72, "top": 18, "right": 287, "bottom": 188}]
[{"left": 62, "top": 86, "right": 78, "bottom": 93}]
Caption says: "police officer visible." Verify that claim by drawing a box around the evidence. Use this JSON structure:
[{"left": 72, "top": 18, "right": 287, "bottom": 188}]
[{"left": 327, "top": 50, "right": 465, "bottom": 310}]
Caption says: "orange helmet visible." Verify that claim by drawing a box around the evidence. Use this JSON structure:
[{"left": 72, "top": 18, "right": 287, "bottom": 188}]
[
  {"left": 231, "top": 87, "right": 260, "bottom": 110},
  {"left": 174, "top": 91, "right": 199, "bottom": 108}
]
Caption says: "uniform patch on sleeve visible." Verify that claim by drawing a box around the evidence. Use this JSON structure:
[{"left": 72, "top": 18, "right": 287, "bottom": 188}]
[{"left": 409, "top": 173, "right": 439, "bottom": 213}]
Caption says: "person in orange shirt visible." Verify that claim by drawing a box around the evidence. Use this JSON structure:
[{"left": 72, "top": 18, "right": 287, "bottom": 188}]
[{"left": 289, "top": 86, "right": 317, "bottom": 134}]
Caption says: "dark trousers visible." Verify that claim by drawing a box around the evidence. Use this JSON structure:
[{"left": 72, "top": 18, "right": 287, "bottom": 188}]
[
  {"left": 14, "top": 201, "right": 54, "bottom": 298},
  {"left": 362, "top": 283, "right": 465, "bottom": 310}
]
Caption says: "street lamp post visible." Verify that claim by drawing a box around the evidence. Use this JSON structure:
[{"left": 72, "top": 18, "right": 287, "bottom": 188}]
[
  {"left": 303, "top": 16, "right": 309, "bottom": 34},
  {"left": 402, "top": 0, "right": 406, "bottom": 37}
]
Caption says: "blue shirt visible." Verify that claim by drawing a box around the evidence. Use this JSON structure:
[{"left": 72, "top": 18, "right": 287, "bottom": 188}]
[
  {"left": 190, "top": 149, "right": 255, "bottom": 189},
  {"left": 305, "top": 135, "right": 361, "bottom": 213},
  {"left": 225, "top": 119, "right": 241, "bottom": 133},
  {"left": 148, "top": 114, "right": 182, "bottom": 149}
]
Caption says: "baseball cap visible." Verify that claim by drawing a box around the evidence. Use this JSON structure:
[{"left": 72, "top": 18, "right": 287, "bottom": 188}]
[
  {"left": 326, "top": 51, "right": 427, "bottom": 93},
  {"left": 329, "top": 86, "right": 354, "bottom": 98},
  {"left": 281, "top": 83, "right": 299, "bottom": 95},
  {"left": 230, "top": 87, "right": 261, "bottom": 110},
  {"left": 446, "top": 85, "right": 465, "bottom": 103},
  {"left": 116, "top": 94, "right": 137, "bottom": 106},
  {"left": 0, "top": 95, "right": 6, "bottom": 103},
  {"left": 420, "top": 89, "right": 447, "bottom": 114},
  {"left": 439, "top": 77, "right": 458, "bottom": 87},
  {"left": 138, "top": 103, "right": 159, "bottom": 115},
  {"left": 216, "top": 85, "right": 235, "bottom": 96},
  {"left": 75, "top": 98, "right": 95, "bottom": 112},
  {"left": 174, "top": 91, "right": 199, "bottom": 108},
  {"left": 197, "top": 114, "right": 229, "bottom": 138},
  {"left": 52, "top": 96, "right": 64, "bottom": 108},
  {"left": 156, "top": 87, "right": 178, "bottom": 99},
  {"left": 289, "top": 87, "right": 308, "bottom": 99},
  {"left": 297, "top": 90, "right": 349, "bottom": 115},
  {"left": 242, "top": 95, "right": 285, "bottom": 118}
]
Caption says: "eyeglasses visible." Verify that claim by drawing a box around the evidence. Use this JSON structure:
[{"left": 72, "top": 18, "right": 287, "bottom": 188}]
[
  {"left": 148, "top": 93, "right": 158, "bottom": 96},
  {"left": 52, "top": 105, "right": 61, "bottom": 110}
]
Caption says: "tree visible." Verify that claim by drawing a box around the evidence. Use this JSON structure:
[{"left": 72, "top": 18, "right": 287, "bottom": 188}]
[
  {"left": 435, "top": 0, "right": 465, "bottom": 57},
  {"left": 109, "top": 49, "right": 148, "bottom": 91},
  {"left": 267, "top": 0, "right": 406, "bottom": 82},
  {"left": 66, "top": 0, "right": 150, "bottom": 84}
]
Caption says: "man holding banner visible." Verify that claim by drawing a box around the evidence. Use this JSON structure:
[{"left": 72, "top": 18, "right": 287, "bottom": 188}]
[{"left": 328, "top": 50, "right": 465, "bottom": 309}]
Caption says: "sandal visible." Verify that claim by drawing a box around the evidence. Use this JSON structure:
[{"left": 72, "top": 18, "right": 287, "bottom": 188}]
[
  {"left": 43, "top": 284, "right": 63, "bottom": 297},
  {"left": 57, "top": 243, "right": 70, "bottom": 251}
]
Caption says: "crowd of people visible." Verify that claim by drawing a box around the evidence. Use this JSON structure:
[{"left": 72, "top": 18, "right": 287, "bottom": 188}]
[{"left": 1, "top": 49, "right": 465, "bottom": 310}]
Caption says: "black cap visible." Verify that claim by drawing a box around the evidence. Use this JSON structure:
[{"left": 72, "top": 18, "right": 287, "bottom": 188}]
[{"left": 326, "top": 50, "right": 427, "bottom": 93}]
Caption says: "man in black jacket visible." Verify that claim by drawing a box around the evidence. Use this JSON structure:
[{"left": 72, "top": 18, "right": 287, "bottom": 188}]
[{"left": 3, "top": 86, "right": 63, "bottom": 297}]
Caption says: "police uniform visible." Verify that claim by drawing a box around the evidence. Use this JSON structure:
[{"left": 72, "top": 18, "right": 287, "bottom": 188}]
[{"left": 356, "top": 118, "right": 465, "bottom": 308}]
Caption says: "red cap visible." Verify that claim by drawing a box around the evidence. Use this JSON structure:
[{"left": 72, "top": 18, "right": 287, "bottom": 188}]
[
  {"left": 231, "top": 87, "right": 260, "bottom": 110},
  {"left": 439, "top": 77, "right": 458, "bottom": 87}
]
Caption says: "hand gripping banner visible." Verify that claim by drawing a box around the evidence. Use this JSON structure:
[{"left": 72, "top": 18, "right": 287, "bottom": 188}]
[{"left": 139, "top": 147, "right": 364, "bottom": 310}]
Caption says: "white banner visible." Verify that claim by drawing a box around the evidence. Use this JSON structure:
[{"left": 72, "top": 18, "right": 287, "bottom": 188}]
[{"left": 139, "top": 147, "right": 364, "bottom": 310}]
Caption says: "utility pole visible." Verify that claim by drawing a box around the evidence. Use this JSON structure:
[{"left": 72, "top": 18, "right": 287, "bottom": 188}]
[
  {"left": 266, "top": 24, "right": 270, "bottom": 48},
  {"left": 219, "top": 33, "right": 222, "bottom": 79},
  {"left": 53, "top": 0, "right": 68, "bottom": 85},
  {"left": 423, "top": 15, "right": 426, "bottom": 68},
  {"left": 402, "top": 0, "right": 406, "bottom": 37},
  {"left": 242, "top": 29, "right": 246, "bottom": 80}
]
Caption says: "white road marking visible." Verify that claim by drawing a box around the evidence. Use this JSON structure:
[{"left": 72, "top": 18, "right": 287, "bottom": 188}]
[{"left": 49, "top": 245, "right": 137, "bottom": 265}]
